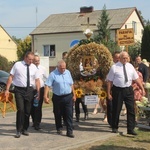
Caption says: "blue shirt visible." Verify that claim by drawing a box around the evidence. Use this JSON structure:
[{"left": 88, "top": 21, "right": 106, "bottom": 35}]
[{"left": 45, "top": 68, "right": 73, "bottom": 95}]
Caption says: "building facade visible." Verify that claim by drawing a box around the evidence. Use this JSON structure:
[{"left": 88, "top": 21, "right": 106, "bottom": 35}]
[
  {"left": 0, "top": 25, "right": 17, "bottom": 62},
  {"left": 30, "top": 7, "right": 144, "bottom": 71}
]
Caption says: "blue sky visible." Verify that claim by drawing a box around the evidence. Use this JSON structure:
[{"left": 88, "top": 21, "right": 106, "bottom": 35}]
[{"left": 0, "top": 0, "right": 150, "bottom": 39}]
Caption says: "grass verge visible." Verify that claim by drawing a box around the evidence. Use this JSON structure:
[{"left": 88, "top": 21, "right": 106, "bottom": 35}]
[{"left": 76, "top": 129, "right": 150, "bottom": 150}]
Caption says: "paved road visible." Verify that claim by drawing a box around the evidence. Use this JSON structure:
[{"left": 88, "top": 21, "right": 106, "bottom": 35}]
[{"left": 0, "top": 106, "right": 127, "bottom": 150}]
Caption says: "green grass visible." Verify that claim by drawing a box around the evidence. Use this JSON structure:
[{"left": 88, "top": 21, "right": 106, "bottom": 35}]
[{"left": 76, "top": 129, "right": 150, "bottom": 150}]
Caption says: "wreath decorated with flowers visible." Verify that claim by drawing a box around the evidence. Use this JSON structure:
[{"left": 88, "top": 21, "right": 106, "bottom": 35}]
[{"left": 66, "top": 40, "right": 113, "bottom": 96}]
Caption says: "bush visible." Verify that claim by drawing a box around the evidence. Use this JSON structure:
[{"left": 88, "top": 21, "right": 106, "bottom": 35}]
[{"left": 0, "top": 55, "right": 11, "bottom": 72}]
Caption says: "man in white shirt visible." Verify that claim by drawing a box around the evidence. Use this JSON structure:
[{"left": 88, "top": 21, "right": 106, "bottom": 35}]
[
  {"left": 31, "top": 55, "right": 48, "bottom": 130},
  {"left": 5, "top": 51, "right": 40, "bottom": 138},
  {"left": 107, "top": 51, "right": 145, "bottom": 135}
]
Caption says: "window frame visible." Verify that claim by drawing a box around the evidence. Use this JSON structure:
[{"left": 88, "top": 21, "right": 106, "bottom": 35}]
[{"left": 43, "top": 44, "right": 56, "bottom": 57}]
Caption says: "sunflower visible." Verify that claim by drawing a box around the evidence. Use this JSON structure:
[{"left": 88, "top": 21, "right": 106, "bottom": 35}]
[
  {"left": 99, "top": 90, "right": 107, "bottom": 99},
  {"left": 97, "top": 90, "right": 102, "bottom": 98},
  {"left": 75, "top": 88, "right": 83, "bottom": 98}
]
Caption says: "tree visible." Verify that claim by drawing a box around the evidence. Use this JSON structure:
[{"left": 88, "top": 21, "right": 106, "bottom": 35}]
[
  {"left": 17, "top": 36, "right": 32, "bottom": 60},
  {"left": 94, "top": 5, "right": 110, "bottom": 43},
  {"left": 141, "top": 25, "right": 150, "bottom": 61},
  {"left": 128, "top": 41, "right": 141, "bottom": 62},
  {"left": 138, "top": 10, "right": 147, "bottom": 26},
  {"left": 0, "top": 55, "right": 10, "bottom": 71},
  {"left": 94, "top": 5, "right": 118, "bottom": 53},
  {"left": 12, "top": 36, "right": 22, "bottom": 44}
]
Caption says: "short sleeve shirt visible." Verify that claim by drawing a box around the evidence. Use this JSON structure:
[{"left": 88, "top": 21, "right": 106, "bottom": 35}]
[
  {"left": 10, "top": 61, "right": 39, "bottom": 87},
  {"left": 45, "top": 68, "right": 73, "bottom": 95},
  {"left": 107, "top": 62, "right": 139, "bottom": 87},
  {"left": 36, "top": 65, "right": 48, "bottom": 88}
]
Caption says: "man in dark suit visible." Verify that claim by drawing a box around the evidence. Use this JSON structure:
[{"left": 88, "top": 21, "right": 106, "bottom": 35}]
[{"left": 135, "top": 56, "right": 149, "bottom": 82}]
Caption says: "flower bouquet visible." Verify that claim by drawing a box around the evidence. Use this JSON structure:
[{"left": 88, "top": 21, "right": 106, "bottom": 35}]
[{"left": 136, "top": 96, "right": 150, "bottom": 125}]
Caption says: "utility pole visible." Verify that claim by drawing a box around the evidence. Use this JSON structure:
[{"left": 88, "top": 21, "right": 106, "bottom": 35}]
[{"left": 36, "top": 7, "right": 38, "bottom": 27}]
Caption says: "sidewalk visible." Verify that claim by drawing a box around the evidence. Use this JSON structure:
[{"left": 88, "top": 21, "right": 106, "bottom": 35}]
[{"left": 0, "top": 106, "right": 127, "bottom": 150}]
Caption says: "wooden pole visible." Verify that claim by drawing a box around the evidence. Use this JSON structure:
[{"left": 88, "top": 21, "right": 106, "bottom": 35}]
[{"left": 125, "top": 45, "right": 128, "bottom": 53}]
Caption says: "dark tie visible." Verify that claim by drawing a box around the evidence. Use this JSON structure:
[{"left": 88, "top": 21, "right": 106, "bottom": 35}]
[
  {"left": 26, "top": 64, "right": 30, "bottom": 87},
  {"left": 123, "top": 64, "right": 128, "bottom": 82}
]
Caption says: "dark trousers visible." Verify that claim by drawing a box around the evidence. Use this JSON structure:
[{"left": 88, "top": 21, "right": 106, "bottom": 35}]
[
  {"left": 52, "top": 93, "right": 73, "bottom": 134},
  {"left": 112, "top": 86, "right": 135, "bottom": 131},
  {"left": 75, "top": 98, "right": 88, "bottom": 115},
  {"left": 31, "top": 87, "right": 44, "bottom": 127},
  {"left": 14, "top": 86, "right": 34, "bottom": 132},
  {"left": 106, "top": 99, "right": 112, "bottom": 126}
]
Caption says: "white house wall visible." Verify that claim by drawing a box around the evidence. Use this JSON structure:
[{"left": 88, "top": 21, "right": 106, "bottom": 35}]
[
  {"left": 121, "top": 10, "right": 143, "bottom": 42},
  {"left": 33, "top": 32, "right": 88, "bottom": 66}
]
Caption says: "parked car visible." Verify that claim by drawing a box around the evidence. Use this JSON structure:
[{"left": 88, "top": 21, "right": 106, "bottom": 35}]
[{"left": 0, "top": 70, "right": 14, "bottom": 93}]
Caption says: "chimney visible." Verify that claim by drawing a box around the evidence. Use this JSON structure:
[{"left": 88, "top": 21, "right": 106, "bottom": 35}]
[{"left": 80, "top": 6, "right": 94, "bottom": 13}]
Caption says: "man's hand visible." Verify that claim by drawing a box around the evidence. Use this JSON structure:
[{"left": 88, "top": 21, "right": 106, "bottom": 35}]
[
  {"left": 44, "top": 96, "right": 50, "bottom": 104},
  {"left": 107, "top": 94, "right": 112, "bottom": 101},
  {"left": 4, "top": 89, "right": 9, "bottom": 97},
  {"left": 72, "top": 95, "right": 76, "bottom": 102}
]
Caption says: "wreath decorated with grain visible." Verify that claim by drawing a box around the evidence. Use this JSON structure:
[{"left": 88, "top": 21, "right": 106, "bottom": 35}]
[{"left": 66, "top": 42, "right": 113, "bottom": 81}]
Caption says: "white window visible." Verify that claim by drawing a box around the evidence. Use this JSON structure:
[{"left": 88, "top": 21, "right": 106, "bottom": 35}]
[
  {"left": 132, "top": 21, "right": 137, "bottom": 35},
  {"left": 43, "top": 45, "right": 55, "bottom": 57}
]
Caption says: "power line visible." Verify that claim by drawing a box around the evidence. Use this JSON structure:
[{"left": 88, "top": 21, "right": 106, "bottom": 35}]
[{"left": 2, "top": 21, "right": 143, "bottom": 29}]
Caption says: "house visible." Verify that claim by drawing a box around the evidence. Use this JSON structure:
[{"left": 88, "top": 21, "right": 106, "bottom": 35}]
[
  {"left": 30, "top": 7, "right": 144, "bottom": 71},
  {"left": 0, "top": 25, "right": 17, "bottom": 62}
]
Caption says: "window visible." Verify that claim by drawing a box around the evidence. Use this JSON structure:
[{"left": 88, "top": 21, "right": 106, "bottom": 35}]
[
  {"left": 132, "top": 21, "right": 137, "bottom": 35},
  {"left": 43, "top": 45, "right": 55, "bottom": 57}
]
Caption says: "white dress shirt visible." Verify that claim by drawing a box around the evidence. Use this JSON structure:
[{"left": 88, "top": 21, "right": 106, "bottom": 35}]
[
  {"left": 10, "top": 61, "right": 39, "bottom": 87},
  {"left": 36, "top": 65, "right": 48, "bottom": 88},
  {"left": 107, "top": 62, "right": 139, "bottom": 87}
]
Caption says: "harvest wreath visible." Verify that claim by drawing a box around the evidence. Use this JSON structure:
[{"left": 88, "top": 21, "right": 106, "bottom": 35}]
[{"left": 66, "top": 41, "right": 113, "bottom": 96}]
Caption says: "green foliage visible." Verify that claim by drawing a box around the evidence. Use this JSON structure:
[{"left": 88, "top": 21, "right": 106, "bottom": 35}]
[
  {"left": 141, "top": 25, "right": 150, "bottom": 61},
  {"left": 78, "top": 39, "right": 94, "bottom": 46},
  {"left": 17, "top": 36, "right": 32, "bottom": 60},
  {"left": 0, "top": 55, "right": 10, "bottom": 72},
  {"left": 93, "top": 5, "right": 119, "bottom": 53},
  {"left": 128, "top": 41, "right": 141, "bottom": 61},
  {"left": 94, "top": 5, "right": 110, "bottom": 43},
  {"left": 12, "top": 36, "right": 22, "bottom": 44}
]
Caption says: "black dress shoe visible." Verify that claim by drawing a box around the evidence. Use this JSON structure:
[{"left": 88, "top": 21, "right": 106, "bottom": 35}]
[
  {"left": 14, "top": 132, "right": 21, "bottom": 138},
  {"left": 57, "top": 130, "right": 63, "bottom": 135},
  {"left": 35, "top": 126, "right": 41, "bottom": 130},
  {"left": 76, "top": 117, "right": 79, "bottom": 122},
  {"left": 66, "top": 133, "right": 74, "bottom": 138},
  {"left": 76, "top": 114, "right": 80, "bottom": 122},
  {"left": 22, "top": 130, "right": 29, "bottom": 136},
  {"left": 84, "top": 113, "right": 88, "bottom": 120},
  {"left": 112, "top": 128, "right": 118, "bottom": 133},
  {"left": 127, "top": 130, "right": 137, "bottom": 136}
]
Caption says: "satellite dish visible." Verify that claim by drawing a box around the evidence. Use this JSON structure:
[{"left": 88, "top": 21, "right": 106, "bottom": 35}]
[{"left": 70, "top": 39, "right": 79, "bottom": 47}]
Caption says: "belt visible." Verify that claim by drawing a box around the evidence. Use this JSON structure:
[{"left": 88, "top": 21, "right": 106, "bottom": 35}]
[
  {"left": 113, "top": 85, "right": 131, "bottom": 89},
  {"left": 15, "top": 86, "right": 33, "bottom": 90},
  {"left": 53, "top": 93, "right": 72, "bottom": 97}
]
